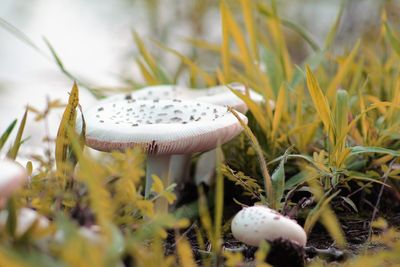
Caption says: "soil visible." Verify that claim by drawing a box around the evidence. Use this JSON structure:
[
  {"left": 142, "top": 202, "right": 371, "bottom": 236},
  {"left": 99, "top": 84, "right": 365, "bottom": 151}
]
[{"left": 166, "top": 181, "right": 400, "bottom": 267}]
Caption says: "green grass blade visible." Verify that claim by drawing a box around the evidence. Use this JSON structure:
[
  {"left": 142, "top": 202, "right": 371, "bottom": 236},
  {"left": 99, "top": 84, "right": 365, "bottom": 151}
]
[
  {"left": 0, "top": 119, "right": 17, "bottom": 152},
  {"left": 7, "top": 109, "right": 28, "bottom": 160}
]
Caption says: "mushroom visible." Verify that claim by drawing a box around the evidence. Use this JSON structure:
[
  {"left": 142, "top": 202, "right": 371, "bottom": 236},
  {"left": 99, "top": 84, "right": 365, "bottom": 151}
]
[
  {"left": 231, "top": 205, "right": 307, "bottom": 247},
  {"left": 0, "top": 208, "right": 49, "bottom": 237},
  {"left": 0, "top": 159, "right": 29, "bottom": 208},
  {"left": 79, "top": 98, "right": 247, "bottom": 212},
  {"left": 100, "top": 83, "right": 266, "bottom": 185}
]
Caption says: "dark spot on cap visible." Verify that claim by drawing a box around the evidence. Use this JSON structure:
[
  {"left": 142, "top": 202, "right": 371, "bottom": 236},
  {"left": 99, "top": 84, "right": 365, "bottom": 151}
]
[
  {"left": 163, "top": 105, "right": 173, "bottom": 109},
  {"left": 273, "top": 216, "right": 280, "bottom": 220},
  {"left": 97, "top": 107, "right": 104, "bottom": 112},
  {"left": 158, "top": 113, "right": 167, "bottom": 116},
  {"left": 112, "top": 104, "right": 116, "bottom": 108},
  {"left": 124, "top": 94, "right": 132, "bottom": 100},
  {"left": 170, "top": 117, "right": 182, "bottom": 122},
  {"left": 153, "top": 99, "right": 159, "bottom": 103},
  {"left": 190, "top": 115, "right": 194, "bottom": 121},
  {"left": 195, "top": 117, "right": 201, "bottom": 121},
  {"left": 174, "top": 110, "right": 183, "bottom": 114},
  {"left": 182, "top": 121, "right": 187, "bottom": 124},
  {"left": 132, "top": 123, "right": 138, "bottom": 127},
  {"left": 196, "top": 103, "right": 201, "bottom": 107},
  {"left": 140, "top": 104, "right": 146, "bottom": 108},
  {"left": 99, "top": 120, "right": 104, "bottom": 123}
]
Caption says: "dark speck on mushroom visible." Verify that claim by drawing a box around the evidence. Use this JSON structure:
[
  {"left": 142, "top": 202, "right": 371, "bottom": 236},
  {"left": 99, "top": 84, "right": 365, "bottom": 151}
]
[
  {"left": 163, "top": 105, "right": 173, "bottom": 109},
  {"left": 97, "top": 107, "right": 104, "bottom": 112},
  {"left": 99, "top": 120, "right": 104, "bottom": 123},
  {"left": 190, "top": 115, "right": 194, "bottom": 121},
  {"left": 153, "top": 99, "right": 159, "bottom": 103},
  {"left": 158, "top": 113, "right": 167, "bottom": 116},
  {"left": 174, "top": 110, "right": 183, "bottom": 114},
  {"left": 132, "top": 123, "right": 138, "bottom": 127},
  {"left": 170, "top": 117, "right": 182, "bottom": 122},
  {"left": 124, "top": 94, "right": 132, "bottom": 100}
]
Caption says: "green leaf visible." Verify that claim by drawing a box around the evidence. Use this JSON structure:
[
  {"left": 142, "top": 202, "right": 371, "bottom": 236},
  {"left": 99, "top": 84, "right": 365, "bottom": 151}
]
[
  {"left": 7, "top": 109, "right": 28, "bottom": 160},
  {"left": 384, "top": 21, "right": 400, "bottom": 57},
  {"left": 0, "top": 119, "right": 17, "bottom": 152},
  {"left": 271, "top": 157, "right": 285, "bottom": 211},
  {"left": 350, "top": 146, "right": 400, "bottom": 157}
]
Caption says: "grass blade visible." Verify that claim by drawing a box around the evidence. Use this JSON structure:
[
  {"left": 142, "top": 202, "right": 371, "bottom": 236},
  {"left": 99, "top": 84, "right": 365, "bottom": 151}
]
[
  {"left": 305, "top": 65, "right": 334, "bottom": 143},
  {"left": 0, "top": 119, "right": 17, "bottom": 152},
  {"left": 7, "top": 109, "right": 28, "bottom": 160},
  {"left": 55, "top": 82, "right": 80, "bottom": 178}
]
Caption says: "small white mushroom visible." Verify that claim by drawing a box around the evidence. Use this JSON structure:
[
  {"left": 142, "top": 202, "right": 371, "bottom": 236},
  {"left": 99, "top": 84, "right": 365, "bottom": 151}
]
[
  {"left": 79, "top": 99, "right": 247, "bottom": 212},
  {"left": 231, "top": 205, "right": 307, "bottom": 247},
  {"left": 0, "top": 208, "right": 49, "bottom": 237},
  {"left": 0, "top": 159, "right": 28, "bottom": 207}
]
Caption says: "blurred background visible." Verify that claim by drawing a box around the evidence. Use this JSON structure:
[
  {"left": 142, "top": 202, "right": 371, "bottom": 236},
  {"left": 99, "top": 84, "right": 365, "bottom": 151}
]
[{"left": 0, "top": 0, "right": 396, "bottom": 154}]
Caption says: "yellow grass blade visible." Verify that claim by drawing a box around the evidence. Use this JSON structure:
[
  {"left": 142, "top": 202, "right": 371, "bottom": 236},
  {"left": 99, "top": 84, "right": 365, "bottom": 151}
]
[
  {"left": 326, "top": 41, "right": 360, "bottom": 100},
  {"left": 265, "top": 2, "right": 293, "bottom": 79},
  {"left": 220, "top": 1, "right": 231, "bottom": 79},
  {"left": 240, "top": 0, "right": 258, "bottom": 61},
  {"left": 228, "top": 86, "right": 269, "bottom": 135},
  {"left": 55, "top": 82, "right": 79, "bottom": 177},
  {"left": 221, "top": 1, "right": 253, "bottom": 74},
  {"left": 176, "top": 236, "right": 197, "bottom": 267},
  {"left": 271, "top": 84, "right": 286, "bottom": 139},
  {"left": 305, "top": 65, "right": 334, "bottom": 143},
  {"left": 137, "top": 59, "right": 159, "bottom": 85},
  {"left": 152, "top": 40, "right": 215, "bottom": 86}
]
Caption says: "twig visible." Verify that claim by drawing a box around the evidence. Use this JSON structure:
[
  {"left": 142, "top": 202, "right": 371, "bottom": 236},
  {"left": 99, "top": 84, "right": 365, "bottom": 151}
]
[{"left": 368, "top": 159, "right": 396, "bottom": 240}]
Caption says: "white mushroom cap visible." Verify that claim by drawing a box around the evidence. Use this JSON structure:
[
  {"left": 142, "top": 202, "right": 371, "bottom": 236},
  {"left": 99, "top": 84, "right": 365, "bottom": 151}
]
[
  {"left": 0, "top": 208, "right": 49, "bottom": 237},
  {"left": 100, "top": 83, "right": 265, "bottom": 113},
  {"left": 102, "top": 85, "right": 191, "bottom": 103},
  {"left": 0, "top": 159, "right": 28, "bottom": 203},
  {"left": 231, "top": 205, "right": 307, "bottom": 247},
  {"left": 80, "top": 99, "right": 247, "bottom": 154}
]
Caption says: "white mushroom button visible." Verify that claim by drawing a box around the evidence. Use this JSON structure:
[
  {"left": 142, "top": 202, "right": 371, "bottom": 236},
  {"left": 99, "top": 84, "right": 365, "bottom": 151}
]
[
  {"left": 79, "top": 99, "right": 248, "bottom": 212},
  {"left": 0, "top": 159, "right": 28, "bottom": 207},
  {"left": 231, "top": 205, "right": 307, "bottom": 247}
]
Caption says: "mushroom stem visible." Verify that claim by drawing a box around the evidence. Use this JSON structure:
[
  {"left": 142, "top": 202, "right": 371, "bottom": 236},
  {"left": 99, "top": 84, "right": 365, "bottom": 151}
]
[
  {"left": 145, "top": 154, "right": 172, "bottom": 213},
  {"left": 170, "top": 154, "right": 192, "bottom": 184},
  {"left": 194, "top": 149, "right": 217, "bottom": 185}
]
